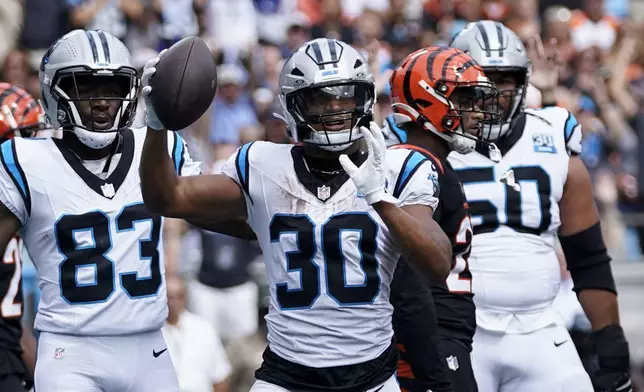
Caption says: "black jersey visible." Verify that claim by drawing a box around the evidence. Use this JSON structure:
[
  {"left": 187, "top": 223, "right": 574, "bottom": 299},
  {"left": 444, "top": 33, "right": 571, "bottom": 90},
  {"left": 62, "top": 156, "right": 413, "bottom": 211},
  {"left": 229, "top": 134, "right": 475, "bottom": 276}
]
[
  {"left": 0, "top": 235, "right": 26, "bottom": 378},
  {"left": 390, "top": 144, "right": 476, "bottom": 344}
]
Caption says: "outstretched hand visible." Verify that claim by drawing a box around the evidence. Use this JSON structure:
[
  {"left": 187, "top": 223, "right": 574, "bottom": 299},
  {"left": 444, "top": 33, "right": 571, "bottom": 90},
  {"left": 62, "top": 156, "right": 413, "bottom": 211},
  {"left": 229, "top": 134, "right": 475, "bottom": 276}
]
[{"left": 525, "top": 34, "right": 561, "bottom": 94}]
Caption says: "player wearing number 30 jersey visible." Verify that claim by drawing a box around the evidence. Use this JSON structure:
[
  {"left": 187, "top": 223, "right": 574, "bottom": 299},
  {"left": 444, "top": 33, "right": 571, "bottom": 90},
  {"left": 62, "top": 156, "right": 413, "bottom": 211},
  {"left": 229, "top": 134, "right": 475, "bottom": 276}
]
[
  {"left": 0, "top": 30, "right": 199, "bottom": 392},
  {"left": 140, "top": 38, "right": 452, "bottom": 392}
]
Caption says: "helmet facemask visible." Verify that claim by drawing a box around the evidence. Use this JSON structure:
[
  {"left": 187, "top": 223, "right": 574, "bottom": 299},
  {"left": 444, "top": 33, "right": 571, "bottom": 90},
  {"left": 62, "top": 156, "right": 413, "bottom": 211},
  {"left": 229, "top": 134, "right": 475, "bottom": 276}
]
[
  {"left": 286, "top": 81, "right": 375, "bottom": 152},
  {"left": 48, "top": 66, "right": 139, "bottom": 149},
  {"left": 479, "top": 67, "right": 529, "bottom": 142}
]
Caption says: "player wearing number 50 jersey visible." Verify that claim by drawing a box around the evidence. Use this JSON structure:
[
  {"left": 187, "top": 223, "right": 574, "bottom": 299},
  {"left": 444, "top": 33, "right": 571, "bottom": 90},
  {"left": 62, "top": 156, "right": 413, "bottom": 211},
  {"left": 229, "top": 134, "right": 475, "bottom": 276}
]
[
  {"left": 449, "top": 21, "right": 632, "bottom": 392},
  {"left": 0, "top": 30, "right": 200, "bottom": 392},
  {"left": 382, "top": 47, "right": 501, "bottom": 392},
  {"left": 140, "top": 38, "right": 452, "bottom": 392}
]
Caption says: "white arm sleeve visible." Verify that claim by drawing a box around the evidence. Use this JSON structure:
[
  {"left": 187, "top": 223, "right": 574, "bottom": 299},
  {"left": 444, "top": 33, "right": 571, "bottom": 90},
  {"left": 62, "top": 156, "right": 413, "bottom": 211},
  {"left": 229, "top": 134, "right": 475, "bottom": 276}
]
[
  {"left": 396, "top": 160, "right": 440, "bottom": 211},
  {"left": 388, "top": 150, "right": 440, "bottom": 211}
]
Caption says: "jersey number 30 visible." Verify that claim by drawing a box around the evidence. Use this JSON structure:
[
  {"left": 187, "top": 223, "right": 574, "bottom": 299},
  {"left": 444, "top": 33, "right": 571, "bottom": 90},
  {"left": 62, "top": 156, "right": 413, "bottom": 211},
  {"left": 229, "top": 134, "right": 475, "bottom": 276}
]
[
  {"left": 55, "top": 203, "right": 161, "bottom": 304},
  {"left": 270, "top": 213, "right": 380, "bottom": 309}
]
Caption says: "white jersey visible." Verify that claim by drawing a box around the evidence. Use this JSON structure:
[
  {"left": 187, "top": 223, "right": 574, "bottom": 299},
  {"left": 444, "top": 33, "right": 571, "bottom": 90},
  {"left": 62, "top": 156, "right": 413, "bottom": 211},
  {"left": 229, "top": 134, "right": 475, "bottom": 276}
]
[
  {"left": 448, "top": 107, "right": 583, "bottom": 333},
  {"left": 221, "top": 141, "right": 439, "bottom": 368},
  {"left": 0, "top": 129, "right": 200, "bottom": 335}
]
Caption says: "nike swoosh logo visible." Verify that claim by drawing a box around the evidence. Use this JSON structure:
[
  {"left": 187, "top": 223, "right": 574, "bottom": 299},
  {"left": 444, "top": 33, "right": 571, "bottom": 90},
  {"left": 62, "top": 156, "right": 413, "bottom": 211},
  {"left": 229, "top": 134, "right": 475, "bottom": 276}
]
[
  {"left": 371, "top": 386, "right": 385, "bottom": 392},
  {"left": 153, "top": 348, "right": 167, "bottom": 358},
  {"left": 554, "top": 340, "right": 567, "bottom": 347}
]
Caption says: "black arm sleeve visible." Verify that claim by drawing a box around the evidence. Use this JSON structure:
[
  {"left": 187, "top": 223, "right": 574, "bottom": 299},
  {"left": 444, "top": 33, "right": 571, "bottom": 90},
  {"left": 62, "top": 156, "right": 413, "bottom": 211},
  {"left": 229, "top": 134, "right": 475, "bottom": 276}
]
[
  {"left": 390, "top": 259, "right": 450, "bottom": 388},
  {"left": 559, "top": 222, "right": 616, "bottom": 294}
]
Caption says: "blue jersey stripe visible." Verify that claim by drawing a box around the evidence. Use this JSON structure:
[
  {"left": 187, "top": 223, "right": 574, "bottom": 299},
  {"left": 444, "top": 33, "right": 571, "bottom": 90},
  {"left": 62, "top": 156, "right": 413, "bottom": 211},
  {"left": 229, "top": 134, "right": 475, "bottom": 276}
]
[
  {"left": 235, "top": 142, "right": 255, "bottom": 204},
  {"left": 564, "top": 112, "right": 578, "bottom": 142},
  {"left": 0, "top": 139, "right": 30, "bottom": 215},
  {"left": 394, "top": 151, "right": 427, "bottom": 198},
  {"left": 172, "top": 133, "right": 185, "bottom": 175}
]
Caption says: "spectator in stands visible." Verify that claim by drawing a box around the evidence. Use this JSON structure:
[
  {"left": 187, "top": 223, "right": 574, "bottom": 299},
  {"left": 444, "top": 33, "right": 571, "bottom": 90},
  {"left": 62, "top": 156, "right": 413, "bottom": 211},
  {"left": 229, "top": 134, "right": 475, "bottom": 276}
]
[
  {"left": 311, "top": 0, "right": 355, "bottom": 43},
  {"left": 67, "top": 0, "right": 144, "bottom": 41},
  {"left": 19, "top": 0, "right": 70, "bottom": 71},
  {"left": 163, "top": 275, "right": 231, "bottom": 392},
  {"left": 209, "top": 64, "right": 260, "bottom": 160},
  {"left": 504, "top": 0, "right": 540, "bottom": 40},
  {"left": 152, "top": 0, "right": 206, "bottom": 50},
  {"left": 1, "top": 50, "right": 31, "bottom": 90},
  {"left": 280, "top": 11, "right": 311, "bottom": 58},
  {"left": 204, "top": 0, "right": 257, "bottom": 61},
  {"left": 570, "top": 0, "right": 619, "bottom": 53},
  {"left": 0, "top": 0, "right": 22, "bottom": 67}
]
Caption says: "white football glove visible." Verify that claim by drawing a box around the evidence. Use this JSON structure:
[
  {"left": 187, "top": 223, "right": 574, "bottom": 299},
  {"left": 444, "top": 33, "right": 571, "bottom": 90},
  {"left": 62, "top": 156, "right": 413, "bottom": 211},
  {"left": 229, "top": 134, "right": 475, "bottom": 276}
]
[
  {"left": 141, "top": 49, "right": 167, "bottom": 130},
  {"left": 339, "top": 121, "right": 398, "bottom": 205}
]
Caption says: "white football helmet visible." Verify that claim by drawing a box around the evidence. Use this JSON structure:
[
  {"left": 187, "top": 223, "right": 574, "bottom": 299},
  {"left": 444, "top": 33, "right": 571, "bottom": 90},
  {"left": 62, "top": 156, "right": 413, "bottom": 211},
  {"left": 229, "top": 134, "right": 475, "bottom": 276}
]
[
  {"left": 450, "top": 21, "right": 531, "bottom": 141},
  {"left": 278, "top": 38, "right": 376, "bottom": 152},
  {"left": 39, "top": 29, "right": 139, "bottom": 149}
]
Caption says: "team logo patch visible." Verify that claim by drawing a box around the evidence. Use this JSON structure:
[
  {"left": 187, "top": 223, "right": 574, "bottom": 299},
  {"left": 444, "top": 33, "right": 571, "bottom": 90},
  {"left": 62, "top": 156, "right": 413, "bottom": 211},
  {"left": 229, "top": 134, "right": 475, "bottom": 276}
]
[
  {"left": 317, "top": 185, "right": 331, "bottom": 201},
  {"left": 101, "top": 183, "right": 115, "bottom": 198},
  {"left": 446, "top": 355, "right": 459, "bottom": 371},
  {"left": 54, "top": 347, "right": 65, "bottom": 360},
  {"left": 532, "top": 133, "right": 557, "bottom": 153}
]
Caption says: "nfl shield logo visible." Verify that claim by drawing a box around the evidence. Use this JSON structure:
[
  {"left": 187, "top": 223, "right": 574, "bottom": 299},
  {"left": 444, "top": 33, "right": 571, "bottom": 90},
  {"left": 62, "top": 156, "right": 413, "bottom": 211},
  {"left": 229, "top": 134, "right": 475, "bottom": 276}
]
[
  {"left": 101, "top": 183, "right": 115, "bottom": 198},
  {"left": 317, "top": 185, "right": 331, "bottom": 201},
  {"left": 54, "top": 347, "right": 65, "bottom": 360},
  {"left": 446, "top": 355, "right": 459, "bottom": 371}
]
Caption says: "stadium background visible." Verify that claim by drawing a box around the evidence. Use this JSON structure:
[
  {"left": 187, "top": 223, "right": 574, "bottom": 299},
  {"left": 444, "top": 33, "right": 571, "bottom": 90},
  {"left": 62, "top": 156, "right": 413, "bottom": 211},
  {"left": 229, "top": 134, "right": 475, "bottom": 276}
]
[{"left": 1, "top": 0, "right": 643, "bottom": 390}]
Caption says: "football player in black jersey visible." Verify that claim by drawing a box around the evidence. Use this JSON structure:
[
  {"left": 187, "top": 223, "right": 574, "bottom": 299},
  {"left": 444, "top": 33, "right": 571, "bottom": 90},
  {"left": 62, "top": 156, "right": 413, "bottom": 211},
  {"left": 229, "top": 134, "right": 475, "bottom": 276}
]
[
  {"left": 383, "top": 47, "right": 501, "bottom": 392},
  {"left": 0, "top": 83, "right": 47, "bottom": 391}
]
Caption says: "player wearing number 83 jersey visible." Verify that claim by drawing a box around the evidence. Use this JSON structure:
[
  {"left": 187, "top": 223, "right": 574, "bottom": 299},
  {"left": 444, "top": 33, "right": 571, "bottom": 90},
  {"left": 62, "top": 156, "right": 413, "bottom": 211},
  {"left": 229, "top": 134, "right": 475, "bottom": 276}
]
[{"left": 0, "top": 29, "right": 200, "bottom": 392}]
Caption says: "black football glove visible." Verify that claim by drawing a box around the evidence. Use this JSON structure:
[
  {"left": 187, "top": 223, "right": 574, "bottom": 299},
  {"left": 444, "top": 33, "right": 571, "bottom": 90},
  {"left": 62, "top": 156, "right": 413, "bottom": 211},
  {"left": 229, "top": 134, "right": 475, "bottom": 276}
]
[{"left": 592, "top": 324, "right": 633, "bottom": 392}]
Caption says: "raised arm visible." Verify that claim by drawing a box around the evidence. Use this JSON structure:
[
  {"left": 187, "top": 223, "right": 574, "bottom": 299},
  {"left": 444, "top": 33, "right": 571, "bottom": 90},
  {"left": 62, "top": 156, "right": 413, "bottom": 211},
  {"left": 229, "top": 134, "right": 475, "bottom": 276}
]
[
  {"left": 139, "top": 53, "right": 247, "bottom": 222},
  {"left": 140, "top": 129, "right": 246, "bottom": 221}
]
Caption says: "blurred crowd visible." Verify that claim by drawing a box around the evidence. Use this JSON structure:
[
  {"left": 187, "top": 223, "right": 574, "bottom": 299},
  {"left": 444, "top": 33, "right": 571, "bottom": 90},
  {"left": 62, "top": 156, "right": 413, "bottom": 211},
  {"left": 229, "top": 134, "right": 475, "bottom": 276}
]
[{"left": 2, "top": 0, "right": 644, "bottom": 390}]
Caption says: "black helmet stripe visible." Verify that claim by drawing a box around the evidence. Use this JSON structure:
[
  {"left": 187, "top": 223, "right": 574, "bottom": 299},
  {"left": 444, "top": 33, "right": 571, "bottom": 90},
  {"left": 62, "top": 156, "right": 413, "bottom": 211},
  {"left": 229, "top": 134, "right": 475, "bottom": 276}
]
[
  {"left": 495, "top": 22, "right": 504, "bottom": 57},
  {"left": 85, "top": 31, "right": 99, "bottom": 63},
  {"left": 476, "top": 22, "right": 491, "bottom": 57},
  {"left": 97, "top": 30, "right": 111, "bottom": 63},
  {"left": 309, "top": 41, "right": 325, "bottom": 70},
  {"left": 327, "top": 39, "right": 338, "bottom": 67}
]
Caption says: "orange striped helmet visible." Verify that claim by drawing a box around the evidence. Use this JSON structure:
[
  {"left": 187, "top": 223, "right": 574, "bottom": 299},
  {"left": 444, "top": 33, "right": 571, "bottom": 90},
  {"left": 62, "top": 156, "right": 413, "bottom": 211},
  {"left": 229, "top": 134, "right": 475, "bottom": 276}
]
[
  {"left": 389, "top": 46, "right": 500, "bottom": 154},
  {"left": 0, "top": 83, "right": 47, "bottom": 142}
]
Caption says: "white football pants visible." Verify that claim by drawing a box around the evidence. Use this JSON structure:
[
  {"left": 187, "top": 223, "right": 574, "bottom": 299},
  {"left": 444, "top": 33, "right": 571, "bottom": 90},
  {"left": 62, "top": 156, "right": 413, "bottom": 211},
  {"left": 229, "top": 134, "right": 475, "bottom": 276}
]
[
  {"left": 472, "top": 324, "right": 594, "bottom": 392},
  {"left": 250, "top": 374, "right": 401, "bottom": 392},
  {"left": 34, "top": 329, "right": 180, "bottom": 392}
]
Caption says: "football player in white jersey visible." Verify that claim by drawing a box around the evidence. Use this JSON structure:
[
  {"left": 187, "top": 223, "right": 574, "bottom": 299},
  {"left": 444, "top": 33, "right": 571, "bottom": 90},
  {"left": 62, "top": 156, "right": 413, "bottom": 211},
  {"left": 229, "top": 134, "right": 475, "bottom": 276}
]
[
  {"left": 140, "top": 38, "right": 453, "bottom": 392},
  {"left": 0, "top": 29, "right": 201, "bottom": 392},
  {"left": 448, "top": 21, "right": 632, "bottom": 392}
]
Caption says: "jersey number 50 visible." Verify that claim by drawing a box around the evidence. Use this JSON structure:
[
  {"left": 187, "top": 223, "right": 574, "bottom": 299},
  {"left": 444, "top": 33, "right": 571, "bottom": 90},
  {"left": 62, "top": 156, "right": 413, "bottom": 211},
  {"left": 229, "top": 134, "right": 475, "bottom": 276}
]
[
  {"left": 457, "top": 166, "right": 551, "bottom": 235},
  {"left": 54, "top": 203, "right": 162, "bottom": 304},
  {"left": 270, "top": 212, "right": 380, "bottom": 309}
]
